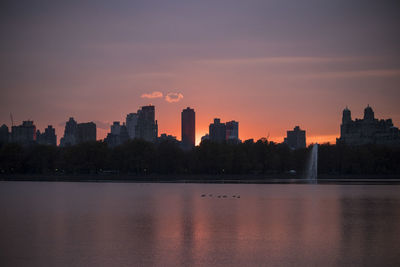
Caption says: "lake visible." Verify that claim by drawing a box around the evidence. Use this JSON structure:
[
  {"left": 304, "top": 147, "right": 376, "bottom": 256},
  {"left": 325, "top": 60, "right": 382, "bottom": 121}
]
[{"left": 1, "top": 182, "right": 400, "bottom": 266}]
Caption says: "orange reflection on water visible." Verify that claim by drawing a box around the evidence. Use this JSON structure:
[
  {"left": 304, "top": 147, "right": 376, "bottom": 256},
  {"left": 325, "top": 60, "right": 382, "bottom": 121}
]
[{"left": 1, "top": 183, "right": 400, "bottom": 266}]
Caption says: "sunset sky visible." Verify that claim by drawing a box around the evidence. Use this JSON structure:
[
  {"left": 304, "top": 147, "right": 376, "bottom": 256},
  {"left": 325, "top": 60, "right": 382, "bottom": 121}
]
[{"left": 1, "top": 0, "right": 400, "bottom": 145}]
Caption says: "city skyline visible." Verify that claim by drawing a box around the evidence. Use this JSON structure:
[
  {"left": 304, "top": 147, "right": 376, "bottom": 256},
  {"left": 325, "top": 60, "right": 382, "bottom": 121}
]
[
  {"left": 2, "top": 96, "right": 400, "bottom": 146},
  {"left": 2, "top": 104, "right": 400, "bottom": 147},
  {"left": 1, "top": 1, "right": 400, "bottom": 145},
  {"left": 1, "top": 2, "right": 400, "bottom": 266}
]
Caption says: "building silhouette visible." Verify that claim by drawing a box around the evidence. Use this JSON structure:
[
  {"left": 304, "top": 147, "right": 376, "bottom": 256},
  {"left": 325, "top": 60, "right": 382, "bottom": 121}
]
[
  {"left": 0, "top": 124, "right": 9, "bottom": 144},
  {"left": 201, "top": 134, "right": 209, "bottom": 142},
  {"left": 126, "top": 113, "right": 138, "bottom": 139},
  {"left": 209, "top": 118, "right": 226, "bottom": 143},
  {"left": 338, "top": 105, "right": 400, "bottom": 146},
  {"left": 11, "top": 121, "right": 36, "bottom": 145},
  {"left": 77, "top": 122, "right": 96, "bottom": 143},
  {"left": 158, "top": 133, "right": 179, "bottom": 144},
  {"left": 60, "top": 118, "right": 96, "bottom": 146},
  {"left": 135, "top": 105, "right": 158, "bottom": 142},
  {"left": 105, "top": 122, "right": 129, "bottom": 147},
  {"left": 208, "top": 118, "right": 241, "bottom": 143},
  {"left": 226, "top": 120, "right": 239, "bottom": 143},
  {"left": 181, "top": 107, "right": 195, "bottom": 149},
  {"left": 36, "top": 125, "right": 57, "bottom": 146},
  {"left": 60, "top": 117, "right": 78, "bottom": 146},
  {"left": 111, "top": 121, "right": 121, "bottom": 135},
  {"left": 119, "top": 124, "right": 129, "bottom": 144},
  {"left": 284, "top": 126, "right": 306, "bottom": 150}
]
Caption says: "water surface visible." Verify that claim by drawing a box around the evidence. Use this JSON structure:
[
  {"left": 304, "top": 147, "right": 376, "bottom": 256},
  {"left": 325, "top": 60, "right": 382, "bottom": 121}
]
[{"left": 1, "top": 182, "right": 399, "bottom": 266}]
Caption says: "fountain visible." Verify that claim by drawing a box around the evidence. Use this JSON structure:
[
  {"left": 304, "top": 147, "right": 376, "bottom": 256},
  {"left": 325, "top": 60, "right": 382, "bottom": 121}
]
[{"left": 306, "top": 143, "right": 318, "bottom": 183}]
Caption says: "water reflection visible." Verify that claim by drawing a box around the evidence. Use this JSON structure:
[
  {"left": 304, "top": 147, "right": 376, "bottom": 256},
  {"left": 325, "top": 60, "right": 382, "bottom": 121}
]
[
  {"left": 339, "top": 197, "right": 400, "bottom": 266},
  {"left": 0, "top": 182, "right": 399, "bottom": 266}
]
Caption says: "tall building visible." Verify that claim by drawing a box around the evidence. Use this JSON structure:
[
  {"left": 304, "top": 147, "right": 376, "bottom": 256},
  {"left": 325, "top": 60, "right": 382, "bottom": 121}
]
[
  {"left": 11, "top": 121, "right": 36, "bottom": 145},
  {"left": 226, "top": 120, "right": 239, "bottom": 142},
  {"left": 77, "top": 122, "right": 96, "bottom": 143},
  {"left": 0, "top": 124, "right": 9, "bottom": 144},
  {"left": 60, "top": 118, "right": 96, "bottom": 146},
  {"left": 181, "top": 107, "right": 195, "bottom": 149},
  {"left": 119, "top": 124, "right": 129, "bottom": 144},
  {"left": 36, "top": 125, "right": 57, "bottom": 146},
  {"left": 126, "top": 113, "right": 138, "bottom": 139},
  {"left": 135, "top": 105, "right": 158, "bottom": 142},
  {"left": 338, "top": 105, "right": 400, "bottom": 146},
  {"left": 209, "top": 118, "right": 226, "bottom": 143},
  {"left": 284, "top": 126, "right": 306, "bottom": 150},
  {"left": 60, "top": 117, "right": 78, "bottom": 146},
  {"left": 111, "top": 121, "right": 121, "bottom": 135},
  {"left": 105, "top": 122, "right": 129, "bottom": 147}
]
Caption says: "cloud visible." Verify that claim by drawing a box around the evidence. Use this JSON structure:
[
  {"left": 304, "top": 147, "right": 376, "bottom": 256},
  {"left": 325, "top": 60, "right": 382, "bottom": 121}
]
[
  {"left": 141, "top": 91, "right": 183, "bottom": 103},
  {"left": 165, "top": 92, "right": 184, "bottom": 103},
  {"left": 297, "top": 69, "right": 400, "bottom": 79},
  {"left": 141, "top": 91, "right": 163, "bottom": 99},
  {"left": 194, "top": 56, "right": 366, "bottom": 66}
]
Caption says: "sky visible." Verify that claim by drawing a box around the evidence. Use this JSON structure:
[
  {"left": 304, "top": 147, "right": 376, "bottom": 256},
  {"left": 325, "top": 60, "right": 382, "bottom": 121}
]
[{"left": 1, "top": 0, "right": 400, "bottom": 145}]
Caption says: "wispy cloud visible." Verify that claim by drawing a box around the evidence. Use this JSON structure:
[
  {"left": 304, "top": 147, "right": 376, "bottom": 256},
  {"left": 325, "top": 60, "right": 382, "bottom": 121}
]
[
  {"left": 165, "top": 92, "right": 184, "bottom": 103},
  {"left": 141, "top": 91, "right": 163, "bottom": 99},
  {"left": 133, "top": 72, "right": 175, "bottom": 78},
  {"left": 298, "top": 69, "right": 400, "bottom": 79},
  {"left": 195, "top": 56, "right": 368, "bottom": 66}
]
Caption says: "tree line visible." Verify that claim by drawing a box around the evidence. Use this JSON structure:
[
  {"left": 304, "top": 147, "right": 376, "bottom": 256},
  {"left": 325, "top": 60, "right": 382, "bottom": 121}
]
[{"left": 0, "top": 139, "right": 399, "bottom": 177}]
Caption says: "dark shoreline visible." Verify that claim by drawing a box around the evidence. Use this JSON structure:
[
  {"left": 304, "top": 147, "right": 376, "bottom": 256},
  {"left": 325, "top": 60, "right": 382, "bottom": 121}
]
[{"left": 2, "top": 174, "right": 400, "bottom": 184}]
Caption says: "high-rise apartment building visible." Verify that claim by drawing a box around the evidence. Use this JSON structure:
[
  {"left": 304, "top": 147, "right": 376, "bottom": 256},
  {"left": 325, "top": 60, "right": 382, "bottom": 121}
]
[
  {"left": 0, "top": 124, "right": 9, "bottom": 144},
  {"left": 36, "top": 125, "right": 57, "bottom": 146},
  {"left": 11, "top": 121, "right": 36, "bottom": 145},
  {"left": 60, "top": 117, "right": 78, "bottom": 146},
  {"left": 135, "top": 105, "right": 158, "bottom": 142},
  {"left": 105, "top": 122, "right": 129, "bottom": 147},
  {"left": 111, "top": 121, "right": 121, "bottom": 135},
  {"left": 226, "top": 120, "right": 239, "bottom": 142},
  {"left": 284, "top": 126, "right": 306, "bottom": 150},
  {"left": 126, "top": 113, "right": 138, "bottom": 139},
  {"left": 60, "top": 118, "right": 96, "bottom": 146},
  {"left": 77, "top": 122, "right": 96, "bottom": 143},
  {"left": 209, "top": 118, "right": 226, "bottom": 143},
  {"left": 181, "top": 107, "right": 195, "bottom": 149}
]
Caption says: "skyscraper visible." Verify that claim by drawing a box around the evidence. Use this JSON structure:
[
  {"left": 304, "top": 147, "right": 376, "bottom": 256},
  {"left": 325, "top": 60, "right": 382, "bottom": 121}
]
[
  {"left": 77, "top": 122, "right": 96, "bottom": 143},
  {"left": 36, "top": 125, "right": 57, "bottom": 146},
  {"left": 181, "top": 107, "right": 195, "bottom": 149},
  {"left": 209, "top": 118, "right": 226, "bottom": 143},
  {"left": 60, "top": 117, "right": 78, "bottom": 146},
  {"left": 126, "top": 113, "right": 138, "bottom": 139},
  {"left": 111, "top": 121, "right": 121, "bottom": 135},
  {"left": 226, "top": 120, "right": 239, "bottom": 142},
  {"left": 284, "top": 126, "right": 306, "bottom": 150},
  {"left": 135, "top": 105, "right": 158, "bottom": 142},
  {"left": 0, "top": 124, "right": 9, "bottom": 144},
  {"left": 105, "top": 122, "right": 129, "bottom": 147},
  {"left": 11, "top": 121, "right": 36, "bottom": 145},
  {"left": 60, "top": 118, "right": 96, "bottom": 146}
]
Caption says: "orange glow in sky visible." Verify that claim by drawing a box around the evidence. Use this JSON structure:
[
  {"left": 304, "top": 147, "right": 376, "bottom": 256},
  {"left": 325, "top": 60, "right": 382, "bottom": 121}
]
[{"left": 1, "top": 1, "right": 399, "bottom": 143}]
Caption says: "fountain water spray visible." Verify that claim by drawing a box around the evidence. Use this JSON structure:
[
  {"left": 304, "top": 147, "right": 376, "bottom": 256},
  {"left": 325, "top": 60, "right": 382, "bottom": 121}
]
[{"left": 306, "top": 143, "right": 318, "bottom": 183}]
